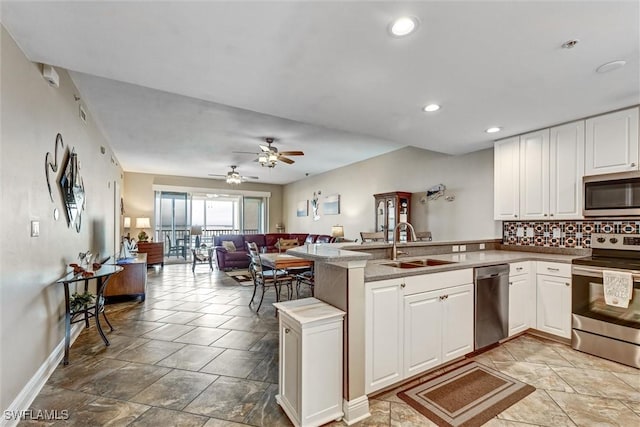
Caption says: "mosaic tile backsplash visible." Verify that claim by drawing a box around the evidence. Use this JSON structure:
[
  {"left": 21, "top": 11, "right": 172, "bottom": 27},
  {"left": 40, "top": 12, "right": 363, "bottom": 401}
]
[{"left": 502, "top": 220, "right": 640, "bottom": 249}]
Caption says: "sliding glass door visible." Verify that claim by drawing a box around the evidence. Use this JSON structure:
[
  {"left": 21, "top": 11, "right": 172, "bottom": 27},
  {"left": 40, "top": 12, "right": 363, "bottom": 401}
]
[{"left": 156, "top": 192, "right": 190, "bottom": 256}]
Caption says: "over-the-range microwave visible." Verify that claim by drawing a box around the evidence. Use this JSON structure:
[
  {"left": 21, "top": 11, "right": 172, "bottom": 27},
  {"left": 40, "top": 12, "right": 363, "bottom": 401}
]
[{"left": 584, "top": 171, "right": 640, "bottom": 217}]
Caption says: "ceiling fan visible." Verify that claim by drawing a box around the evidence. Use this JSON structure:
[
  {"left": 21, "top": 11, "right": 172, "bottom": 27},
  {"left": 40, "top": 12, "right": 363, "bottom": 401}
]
[
  {"left": 208, "top": 165, "right": 258, "bottom": 185},
  {"left": 234, "top": 137, "right": 304, "bottom": 168}
]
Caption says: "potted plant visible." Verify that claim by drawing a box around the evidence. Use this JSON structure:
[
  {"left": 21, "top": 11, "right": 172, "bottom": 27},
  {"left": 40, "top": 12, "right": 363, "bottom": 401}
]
[{"left": 69, "top": 291, "right": 95, "bottom": 313}]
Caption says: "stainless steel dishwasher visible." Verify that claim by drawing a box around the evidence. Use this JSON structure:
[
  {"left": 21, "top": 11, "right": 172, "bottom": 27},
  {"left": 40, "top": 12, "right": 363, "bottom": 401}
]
[{"left": 474, "top": 264, "right": 510, "bottom": 350}]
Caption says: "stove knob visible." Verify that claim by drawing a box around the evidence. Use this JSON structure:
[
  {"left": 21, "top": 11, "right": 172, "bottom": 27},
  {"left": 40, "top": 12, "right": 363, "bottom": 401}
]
[
  {"left": 610, "top": 238, "right": 618, "bottom": 244},
  {"left": 597, "top": 237, "right": 606, "bottom": 243}
]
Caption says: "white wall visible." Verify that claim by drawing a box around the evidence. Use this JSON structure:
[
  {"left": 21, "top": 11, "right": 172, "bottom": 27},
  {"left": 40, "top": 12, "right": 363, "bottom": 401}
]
[
  {"left": 0, "top": 26, "right": 123, "bottom": 412},
  {"left": 283, "top": 146, "right": 501, "bottom": 241}
]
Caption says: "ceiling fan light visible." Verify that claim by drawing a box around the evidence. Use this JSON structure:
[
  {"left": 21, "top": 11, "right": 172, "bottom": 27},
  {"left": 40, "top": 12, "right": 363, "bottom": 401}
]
[{"left": 268, "top": 153, "right": 278, "bottom": 162}]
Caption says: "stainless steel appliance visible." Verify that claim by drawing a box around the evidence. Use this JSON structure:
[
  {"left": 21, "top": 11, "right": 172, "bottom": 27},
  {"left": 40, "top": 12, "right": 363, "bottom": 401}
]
[
  {"left": 572, "top": 233, "right": 640, "bottom": 368},
  {"left": 583, "top": 171, "right": 640, "bottom": 217},
  {"left": 474, "top": 264, "right": 509, "bottom": 350}
]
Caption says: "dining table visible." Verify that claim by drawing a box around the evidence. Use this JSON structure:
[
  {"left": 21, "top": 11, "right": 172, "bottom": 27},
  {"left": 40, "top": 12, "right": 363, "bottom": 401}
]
[
  {"left": 259, "top": 253, "right": 314, "bottom": 300},
  {"left": 259, "top": 253, "right": 314, "bottom": 270}
]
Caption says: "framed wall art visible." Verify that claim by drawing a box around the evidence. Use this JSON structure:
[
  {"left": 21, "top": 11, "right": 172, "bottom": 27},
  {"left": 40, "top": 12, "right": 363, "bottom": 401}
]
[
  {"left": 323, "top": 194, "right": 340, "bottom": 215},
  {"left": 296, "top": 200, "right": 308, "bottom": 217}
]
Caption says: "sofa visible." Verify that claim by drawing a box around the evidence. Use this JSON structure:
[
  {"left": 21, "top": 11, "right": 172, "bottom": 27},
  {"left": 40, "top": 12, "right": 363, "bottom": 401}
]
[{"left": 213, "top": 233, "right": 336, "bottom": 270}]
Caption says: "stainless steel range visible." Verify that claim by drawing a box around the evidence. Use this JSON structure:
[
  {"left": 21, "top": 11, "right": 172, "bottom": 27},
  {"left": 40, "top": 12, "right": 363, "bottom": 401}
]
[{"left": 572, "top": 233, "right": 640, "bottom": 368}]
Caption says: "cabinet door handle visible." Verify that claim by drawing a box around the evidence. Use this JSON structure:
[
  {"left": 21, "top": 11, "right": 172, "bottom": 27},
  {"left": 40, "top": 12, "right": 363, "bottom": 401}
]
[
  {"left": 547, "top": 267, "right": 560, "bottom": 272},
  {"left": 516, "top": 267, "right": 523, "bottom": 271},
  {"left": 509, "top": 281, "right": 513, "bottom": 286},
  {"left": 284, "top": 328, "right": 290, "bottom": 334},
  {"left": 544, "top": 214, "right": 548, "bottom": 217},
  {"left": 514, "top": 214, "right": 518, "bottom": 218},
  {"left": 632, "top": 163, "right": 636, "bottom": 167},
  {"left": 565, "top": 282, "right": 570, "bottom": 287},
  {"left": 401, "top": 283, "right": 406, "bottom": 289}
]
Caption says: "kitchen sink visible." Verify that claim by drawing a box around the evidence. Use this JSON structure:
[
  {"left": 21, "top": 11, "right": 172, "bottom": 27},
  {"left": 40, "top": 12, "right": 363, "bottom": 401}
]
[{"left": 382, "top": 259, "right": 457, "bottom": 269}]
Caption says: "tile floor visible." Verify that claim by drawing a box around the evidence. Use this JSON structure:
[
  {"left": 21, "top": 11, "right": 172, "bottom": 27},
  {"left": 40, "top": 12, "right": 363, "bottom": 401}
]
[{"left": 23, "top": 264, "right": 640, "bottom": 426}]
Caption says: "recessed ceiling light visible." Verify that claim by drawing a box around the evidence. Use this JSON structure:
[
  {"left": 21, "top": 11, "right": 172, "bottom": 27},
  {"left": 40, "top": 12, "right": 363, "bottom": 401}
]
[
  {"left": 561, "top": 39, "right": 580, "bottom": 49},
  {"left": 486, "top": 127, "right": 502, "bottom": 134},
  {"left": 389, "top": 16, "right": 419, "bottom": 37},
  {"left": 423, "top": 104, "right": 440, "bottom": 112},
  {"left": 596, "top": 60, "right": 626, "bottom": 73}
]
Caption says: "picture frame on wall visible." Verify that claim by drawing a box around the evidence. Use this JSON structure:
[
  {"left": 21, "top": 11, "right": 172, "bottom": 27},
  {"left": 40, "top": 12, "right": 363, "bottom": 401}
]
[
  {"left": 323, "top": 194, "right": 340, "bottom": 215},
  {"left": 297, "top": 200, "right": 309, "bottom": 217}
]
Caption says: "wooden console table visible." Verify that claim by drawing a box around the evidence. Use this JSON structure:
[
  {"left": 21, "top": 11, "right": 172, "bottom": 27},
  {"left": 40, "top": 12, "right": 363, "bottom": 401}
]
[
  {"left": 105, "top": 253, "right": 147, "bottom": 300},
  {"left": 137, "top": 241, "right": 164, "bottom": 266},
  {"left": 56, "top": 264, "right": 123, "bottom": 365}
]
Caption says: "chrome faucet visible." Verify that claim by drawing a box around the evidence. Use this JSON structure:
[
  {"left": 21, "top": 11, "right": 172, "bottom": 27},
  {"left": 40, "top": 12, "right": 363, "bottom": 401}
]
[{"left": 392, "top": 221, "right": 417, "bottom": 260}]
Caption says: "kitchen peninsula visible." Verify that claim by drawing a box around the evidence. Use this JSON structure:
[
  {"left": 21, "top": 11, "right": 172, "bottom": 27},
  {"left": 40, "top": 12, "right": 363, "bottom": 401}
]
[{"left": 287, "top": 241, "right": 581, "bottom": 425}]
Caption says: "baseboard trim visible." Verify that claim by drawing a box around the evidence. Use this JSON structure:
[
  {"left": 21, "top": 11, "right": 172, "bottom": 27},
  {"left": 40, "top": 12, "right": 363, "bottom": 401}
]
[
  {"left": 342, "top": 395, "right": 370, "bottom": 425},
  {"left": 2, "top": 324, "right": 83, "bottom": 427}
]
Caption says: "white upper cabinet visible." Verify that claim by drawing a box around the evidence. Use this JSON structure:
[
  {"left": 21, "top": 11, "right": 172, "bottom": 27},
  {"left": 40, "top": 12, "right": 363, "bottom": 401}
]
[
  {"left": 585, "top": 107, "right": 639, "bottom": 176},
  {"left": 519, "top": 130, "right": 550, "bottom": 220},
  {"left": 549, "top": 121, "right": 585, "bottom": 220},
  {"left": 494, "top": 136, "right": 520, "bottom": 220},
  {"left": 495, "top": 119, "right": 586, "bottom": 221}
]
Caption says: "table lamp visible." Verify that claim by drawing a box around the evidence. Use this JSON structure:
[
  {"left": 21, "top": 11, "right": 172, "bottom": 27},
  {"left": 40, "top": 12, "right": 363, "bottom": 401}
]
[
  {"left": 135, "top": 217, "right": 151, "bottom": 242},
  {"left": 191, "top": 225, "right": 203, "bottom": 247},
  {"left": 331, "top": 225, "right": 344, "bottom": 239}
]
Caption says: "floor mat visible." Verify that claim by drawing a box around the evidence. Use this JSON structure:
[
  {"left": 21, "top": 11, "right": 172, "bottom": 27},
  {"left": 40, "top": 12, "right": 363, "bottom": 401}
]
[{"left": 398, "top": 361, "right": 535, "bottom": 427}]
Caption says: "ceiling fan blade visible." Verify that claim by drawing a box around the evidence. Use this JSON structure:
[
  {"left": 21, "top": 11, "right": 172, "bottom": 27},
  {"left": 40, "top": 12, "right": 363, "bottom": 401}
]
[
  {"left": 279, "top": 150, "right": 304, "bottom": 156},
  {"left": 232, "top": 151, "right": 258, "bottom": 155},
  {"left": 208, "top": 174, "right": 225, "bottom": 178},
  {"left": 259, "top": 145, "right": 271, "bottom": 152},
  {"left": 242, "top": 176, "right": 260, "bottom": 180},
  {"left": 278, "top": 156, "right": 295, "bottom": 164}
]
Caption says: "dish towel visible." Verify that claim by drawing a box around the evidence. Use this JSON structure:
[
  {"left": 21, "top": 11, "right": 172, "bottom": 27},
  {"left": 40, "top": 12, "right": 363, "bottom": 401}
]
[{"left": 602, "top": 270, "right": 633, "bottom": 308}]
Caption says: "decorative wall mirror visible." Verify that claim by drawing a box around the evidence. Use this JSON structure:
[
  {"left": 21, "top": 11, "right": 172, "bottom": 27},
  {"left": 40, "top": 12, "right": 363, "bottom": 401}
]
[{"left": 58, "top": 148, "right": 85, "bottom": 232}]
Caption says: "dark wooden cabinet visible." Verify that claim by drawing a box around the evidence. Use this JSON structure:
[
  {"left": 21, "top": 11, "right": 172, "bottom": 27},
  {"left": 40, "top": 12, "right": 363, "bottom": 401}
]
[
  {"left": 137, "top": 242, "right": 164, "bottom": 266},
  {"left": 374, "top": 192, "right": 412, "bottom": 242},
  {"left": 105, "top": 254, "right": 147, "bottom": 300}
]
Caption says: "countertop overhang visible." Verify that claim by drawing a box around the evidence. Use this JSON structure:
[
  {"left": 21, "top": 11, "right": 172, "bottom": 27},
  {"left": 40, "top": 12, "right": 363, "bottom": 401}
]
[{"left": 288, "top": 243, "right": 583, "bottom": 282}]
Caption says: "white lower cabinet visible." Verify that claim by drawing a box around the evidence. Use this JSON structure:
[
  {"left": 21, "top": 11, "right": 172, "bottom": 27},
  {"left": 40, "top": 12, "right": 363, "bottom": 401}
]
[
  {"left": 536, "top": 262, "right": 572, "bottom": 339},
  {"left": 275, "top": 298, "right": 345, "bottom": 427},
  {"left": 366, "top": 270, "right": 474, "bottom": 394},
  {"left": 508, "top": 262, "right": 533, "bottom": 337},
  {"left": 404, "top": 290, "right": 443, "bottom": 376},
  {"left": 365, "top": 278, "right": 403, "bottom": 393},
  {"left": 441, "top": 284, "right": 475, "bottom": 361}
]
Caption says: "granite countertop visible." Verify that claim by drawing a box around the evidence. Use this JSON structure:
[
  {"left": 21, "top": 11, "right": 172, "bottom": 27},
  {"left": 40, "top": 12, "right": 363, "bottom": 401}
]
[
  {"left": 365, "top": 250, "right": 581, "bottom": 282},
  {"left": 340, "top": 238, "right": 502, "bottom": 251},
  {"left": 287, "top": 244, "right": 371, "bottom": 262}
]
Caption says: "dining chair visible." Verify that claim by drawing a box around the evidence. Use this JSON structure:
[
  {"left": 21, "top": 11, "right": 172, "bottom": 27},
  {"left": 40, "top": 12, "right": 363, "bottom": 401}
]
[
  {"left": 247, "top": 244, "right": 293, "bottom": 312},
  {"left": 360, "top": 231, "right": 386, "bottom": 242},
  {"left": 166, "top": 235, "right": 186, "bottom": 258},
  {"left": 295, "top": 267, "right": 315, "bottom": 298}
]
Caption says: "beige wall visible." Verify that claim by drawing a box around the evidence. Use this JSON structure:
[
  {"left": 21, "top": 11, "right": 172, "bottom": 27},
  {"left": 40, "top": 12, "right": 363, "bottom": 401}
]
[
  {"left": 283, "top": 146, "right": 501, "bottom": 241},
  {"left": 1, "top": 26, "right": 123, "bottom": 411},
  {"left": 123, "top": 172, "right": 284, "bottom": 237}
]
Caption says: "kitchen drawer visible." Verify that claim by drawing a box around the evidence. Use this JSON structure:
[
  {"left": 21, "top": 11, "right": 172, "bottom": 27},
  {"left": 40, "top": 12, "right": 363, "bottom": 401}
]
[
  {"left": 403, "top": 269, "right": 473, "bottom": 295},
  {"left": 509, "top": 261, "right": 530, "bottom": 276},
  {"left": 536, "top": 261, "right": 571, "bottom": 278}
]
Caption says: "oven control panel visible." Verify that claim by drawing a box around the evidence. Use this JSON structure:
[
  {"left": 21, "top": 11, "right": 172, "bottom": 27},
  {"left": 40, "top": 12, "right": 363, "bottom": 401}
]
[{"left": 592, "top": 233, "right": 640, "bottom": 250}]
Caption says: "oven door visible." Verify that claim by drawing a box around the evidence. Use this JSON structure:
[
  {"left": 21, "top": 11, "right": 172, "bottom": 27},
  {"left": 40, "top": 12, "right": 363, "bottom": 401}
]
[{"left": 571, "top": 265, "right": 640, "bottom": 343}]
